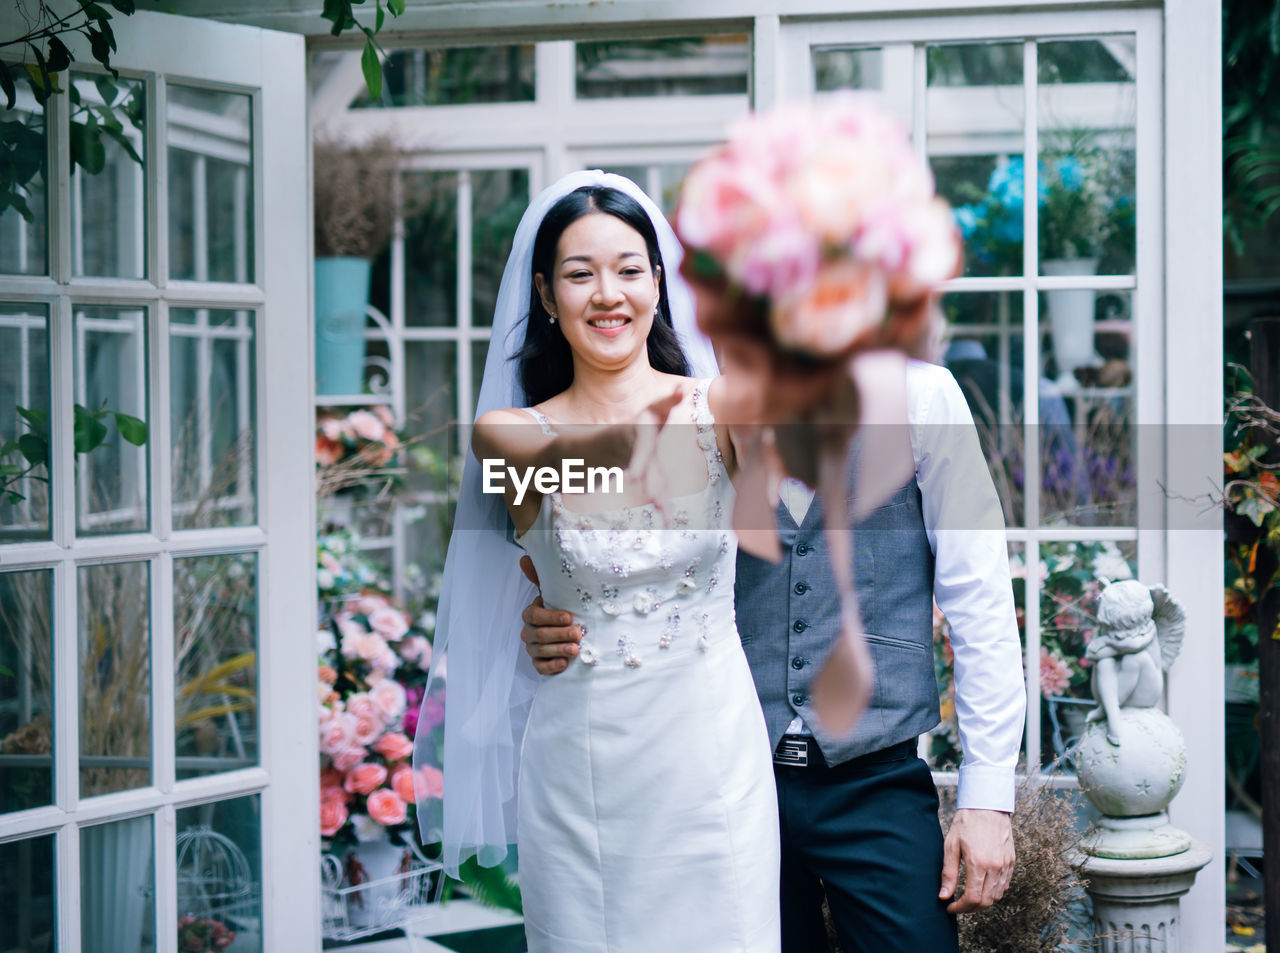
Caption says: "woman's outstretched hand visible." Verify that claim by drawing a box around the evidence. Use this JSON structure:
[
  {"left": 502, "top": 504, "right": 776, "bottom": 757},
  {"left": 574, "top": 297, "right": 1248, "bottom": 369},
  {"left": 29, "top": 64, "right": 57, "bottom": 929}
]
[{"left": 519, "top": 555, "right": 582, "bottom": 676}]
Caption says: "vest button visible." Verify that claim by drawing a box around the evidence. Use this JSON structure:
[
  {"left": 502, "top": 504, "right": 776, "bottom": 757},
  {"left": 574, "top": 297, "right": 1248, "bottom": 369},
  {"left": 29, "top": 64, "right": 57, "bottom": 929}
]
[
  {"left": 792, "top": 619, "right": 807, "bottom": 633},
  {"left": 792, "top": 693, "right": 806, "bottom": 707},
  {"left": 795, "top": 544, "right": 810, "bottom": 556},
  {"left": 791, "top": 656, "right": 805, "bottom": 670},
  {"left": 794, "top": 582, "right": 809, "bottom": 595}
]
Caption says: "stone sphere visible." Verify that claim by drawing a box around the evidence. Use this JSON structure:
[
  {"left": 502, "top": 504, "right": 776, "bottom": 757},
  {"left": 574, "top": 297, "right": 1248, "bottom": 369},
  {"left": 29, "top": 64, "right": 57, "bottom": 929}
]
[{"left": 1075, "top": 708, "right": 1187, "bottom": 817}]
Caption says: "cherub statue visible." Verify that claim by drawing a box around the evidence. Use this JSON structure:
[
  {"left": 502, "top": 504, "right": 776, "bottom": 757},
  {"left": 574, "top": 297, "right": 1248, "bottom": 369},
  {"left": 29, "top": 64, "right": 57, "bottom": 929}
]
[{"left": 1084, "top": 579, "right": 1186, "bottom": 746}]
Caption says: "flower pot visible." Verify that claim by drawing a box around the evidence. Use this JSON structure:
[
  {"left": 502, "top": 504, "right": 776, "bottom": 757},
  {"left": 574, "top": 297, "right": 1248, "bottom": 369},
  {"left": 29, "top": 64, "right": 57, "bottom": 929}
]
[
  {"left": 315, "top": 256, "right": 373, "bottom": 396},
  {"left": 1042, "top": 257, "right": 1102, "bottom": 391},
  {"left": 344, "top": 834, "right": 414, "bottom": 932}
]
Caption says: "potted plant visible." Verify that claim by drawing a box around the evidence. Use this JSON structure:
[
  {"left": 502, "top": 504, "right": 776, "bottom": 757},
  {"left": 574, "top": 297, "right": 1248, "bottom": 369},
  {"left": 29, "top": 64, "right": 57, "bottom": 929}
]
[
  {"left": 313, "top": 137, "right": 400, "bottom": 397},
  {"left": 953, "top": 147, "right": 1134, "bottom": 388}
]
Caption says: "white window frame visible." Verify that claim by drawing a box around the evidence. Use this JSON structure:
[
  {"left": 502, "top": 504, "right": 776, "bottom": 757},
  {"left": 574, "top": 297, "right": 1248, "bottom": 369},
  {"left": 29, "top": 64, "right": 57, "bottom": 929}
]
[{"left": 0, "top": 10, "right": 315, "bottom": 953}]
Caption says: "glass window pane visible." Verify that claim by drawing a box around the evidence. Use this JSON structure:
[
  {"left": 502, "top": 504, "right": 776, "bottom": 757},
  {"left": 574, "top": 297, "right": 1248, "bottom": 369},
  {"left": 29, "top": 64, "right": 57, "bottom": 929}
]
[
  {"left": 79, "top": 561, "right": 151, "bottom": 797},
  {"left": 175, "top": 553, "right": 259, "bottom": 779},
  {"left": 815, "top": 47, "right": 885, "bottom": 92},
  {"left": 176, "top": 795, "right": 262, "bottom": 952},
  {"left": 0, "top": 569, "right": 54, "bottom": 813},
  {"left": 576, "top": 35, "right": 749, "bottom": 99},
  {"left": 1038, "top": 38, "right": 1136, "bottom": 275},
  {"left": 1, "top": 303, "right": 51, "bottom": 541},
  {"left": 928, "top": 42, "right": 1025, "bottom": 278},
  {"left": 0, "top": 834, "right": 56, "bottom": 952},
  {"left": 82, "top": 815, "right": 155, "bottom": 953},
  {"left": 352, "top": 45, "right": 535, "bottom": 107},
  {"left": 1040, "top": 290, "right": 1134, "bottom": 527},
  {"left": 471, "top": 168, "right": 529, "bottom": 328},
  {"left": 168, "top": 85, "right": 254, "bottom": 283},
  {"left": 942, "top": 291, "right": 1025, "bottom": 528},
  {"left": 400, "top": 171, "right": 458, "bottom": 328},
  {"left": 470, "top": 339, "right": 488, "bottom": 419},
  {"left": 0, "top": 74, "right": 49, "bottom": 276},
  {"left": 70, "top": 73, "right": 147, "bottom": 279},
  {"left": 589, "top": 162, "right": 691, "bottom": 218},
  {"left": 406, "top": 342, "right": 458, "bottom": 480},
  {"left": 930, "top": 541, "right": 1027, "bottom": 770},
  {"left": 1038, "top": 539, "right": 1137, "bottom": 772},
  {"left": 170, "top": 309, "right": 257, "bottom": 529},
  {"left": 74, "top": 305, "right": 150, "bottom": 535}
]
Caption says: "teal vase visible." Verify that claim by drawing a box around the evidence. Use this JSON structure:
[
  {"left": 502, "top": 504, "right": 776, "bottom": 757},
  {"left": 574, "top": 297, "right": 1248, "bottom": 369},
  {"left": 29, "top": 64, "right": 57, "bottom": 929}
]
[{"left": 315, "top": 256, "right": 372, "bottom": 396}]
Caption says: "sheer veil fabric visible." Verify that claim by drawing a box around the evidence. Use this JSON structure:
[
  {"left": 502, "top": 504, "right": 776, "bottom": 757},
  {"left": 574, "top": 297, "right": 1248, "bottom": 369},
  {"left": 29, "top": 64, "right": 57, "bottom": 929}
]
[{"left": 412, "top": 170, "right": 720, "bottom": 875}]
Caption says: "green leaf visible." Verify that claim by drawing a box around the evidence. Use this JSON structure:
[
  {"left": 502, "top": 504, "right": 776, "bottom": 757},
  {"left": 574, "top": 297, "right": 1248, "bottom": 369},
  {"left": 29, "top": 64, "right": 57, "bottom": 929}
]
[
  {"left": 84, "top": 2, "right": 114, "bottom": 20},
  {"left": 16, "top": 407, "right": 48, "bottom": 431},
  {"left": 3, "top": 492, "right": 22, "bottom": 505},
  {"left": 321, "top": 0, "right": 354, "bottom": 35},
  {"left": 0, "top": 441, "right": 16, "bottom": 455},
  {"left": 1238, "top": 491, "right": 1277, "bottom": 527},
  {"left": 46, "top": 37, "right": 73, "bottom": 73},
  {"left": 73, "top": 407, "right": 109, "bottom": 454},
  {"left": 361, "top": 39, "right": 383, "bottom": 102},
  {"left": 375, "top": 0, "right": 384, "bottom": 33},
  {"left": 70, "top": 120, "right": 107, "bottom": 175},
  {"left": 93, "top": 75, "right": 119, "bottom": 107},
  {"left": 5, "top": 190, "right": 34, "bottom": 224},
  {"left": 0, "top": 59, "right": 16, "bottom": 110},
  {"left": 110, "top": 0, "right": 136, "bottom": 13},
  {"left": 112, "top": 412, "right": 147, "bottom": 446},
  {"left": 388, "top": 0, "right": 404, "bottom": 16},
  {"left": 17, "top": 433, "right": 47, "bottom": 466},
  {"left": 0, "top": 464, "right": 23, "bottom": 477}
]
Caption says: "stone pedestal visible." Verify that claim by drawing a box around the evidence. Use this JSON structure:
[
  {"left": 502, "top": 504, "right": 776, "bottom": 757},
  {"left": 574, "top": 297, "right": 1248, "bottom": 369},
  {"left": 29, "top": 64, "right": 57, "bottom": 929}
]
[{"left": 1071, "top": 841, "right": 1212, "bottom": 953}]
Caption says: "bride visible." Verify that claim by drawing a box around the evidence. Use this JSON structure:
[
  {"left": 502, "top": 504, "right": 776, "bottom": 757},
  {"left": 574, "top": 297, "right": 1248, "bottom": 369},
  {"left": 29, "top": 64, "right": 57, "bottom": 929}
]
[{"left": 413, "top": 171, "right": 780, "bottom": 953}]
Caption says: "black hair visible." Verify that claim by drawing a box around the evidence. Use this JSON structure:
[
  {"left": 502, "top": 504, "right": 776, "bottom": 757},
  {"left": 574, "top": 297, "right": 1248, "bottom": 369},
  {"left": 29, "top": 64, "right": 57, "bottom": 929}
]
[{"left": 513, "top": 186, "right": 690, "bottom": 405}]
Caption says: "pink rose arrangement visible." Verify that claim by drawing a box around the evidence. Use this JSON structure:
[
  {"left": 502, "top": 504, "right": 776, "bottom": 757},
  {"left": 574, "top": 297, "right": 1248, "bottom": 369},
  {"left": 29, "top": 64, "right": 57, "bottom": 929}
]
[
  {"left": 318, "top": 578, "right": 443, "bottom": 846},
  {"left": 316, "top": 405, "right": 401, "bottom": 467},
  {"left": 676, "top": 93, "right": 960, "bottom": 362}
]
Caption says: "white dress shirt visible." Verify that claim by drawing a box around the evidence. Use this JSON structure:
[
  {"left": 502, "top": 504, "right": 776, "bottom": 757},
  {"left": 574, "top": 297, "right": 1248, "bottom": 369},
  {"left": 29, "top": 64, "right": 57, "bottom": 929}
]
[{"left": 783, "top": 360, "right": 1025, "bottom": 812}]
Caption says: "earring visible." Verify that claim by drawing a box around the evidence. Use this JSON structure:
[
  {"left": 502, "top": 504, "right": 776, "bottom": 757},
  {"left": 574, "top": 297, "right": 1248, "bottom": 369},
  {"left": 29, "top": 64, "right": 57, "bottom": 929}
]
[{"left": 548, "top": 311, "right": 557, "bottom": 325}]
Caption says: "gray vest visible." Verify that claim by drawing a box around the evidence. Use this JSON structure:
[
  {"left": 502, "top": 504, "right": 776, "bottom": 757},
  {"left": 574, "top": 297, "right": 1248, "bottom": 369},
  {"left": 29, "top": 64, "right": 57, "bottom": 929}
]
[{"left": 734, "top": 478, "right": 938, "bottom": 765}]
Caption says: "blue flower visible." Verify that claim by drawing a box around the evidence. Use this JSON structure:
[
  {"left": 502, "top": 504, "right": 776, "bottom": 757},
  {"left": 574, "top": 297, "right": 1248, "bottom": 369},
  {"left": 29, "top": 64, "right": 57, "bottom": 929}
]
[
  {"left": 952, "top": 204, "right": 979, "bottom": 238},
  {"left": 1054, "top": 155, "right": 1085, "bottom": 192}
]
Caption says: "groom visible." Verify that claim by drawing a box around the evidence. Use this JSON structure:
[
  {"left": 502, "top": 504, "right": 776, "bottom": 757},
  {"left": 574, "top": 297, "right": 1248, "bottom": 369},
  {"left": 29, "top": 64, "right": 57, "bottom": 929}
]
[{"left": 519, "top": 359, "right": 1025, "bottom": 953}]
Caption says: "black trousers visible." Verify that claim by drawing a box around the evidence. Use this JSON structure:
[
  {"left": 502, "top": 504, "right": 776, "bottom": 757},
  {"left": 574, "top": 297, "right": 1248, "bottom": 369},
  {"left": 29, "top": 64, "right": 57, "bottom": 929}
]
[{"left": 775, "top": 740, "right": 959, "bottom": 953}]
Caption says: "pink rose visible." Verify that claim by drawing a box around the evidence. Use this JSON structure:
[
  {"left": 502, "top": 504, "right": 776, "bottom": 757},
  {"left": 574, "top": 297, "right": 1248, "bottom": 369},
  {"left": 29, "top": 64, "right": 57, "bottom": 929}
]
[
  {"left": 368, "top": 606, "right": 409, "bottom": 640},
  {"left": 319, "top": 416, "right": 345, "bottom": 442},
  {"left": 319, "top": 715, "right": 355, "bottom": 755},
  {"left": 373, "top": 405, "right": 396, "bottom": 427},
  {"left": 315, "top": 435, "right": 343, "bottom": 466},
  {"left": 344, "top": 762, "right": 388, "bottom": 795},
  {"left": 321, "top": 783, "right": 350, "bottom": 806},
  {"left": 345, "top": 693, "right": 375, "bottom": 718},
  {"left": 366, "top": 789, "right": 408, "bottom": 827},
  {"left": 369, "top": 679, "right": 407, "bottom": 724},
  {"left": 399, "top": 635, "right": 432, "bottom": 669},
  {"left": 771, "top": 258, "right": 887, "bottom": 357},
  {"left": 416, "top": 764, "right": 444, "bottom": 800},
  {"left": 351, "top": 712, "right": 383, "bottom": 747},
  {"left": 356, "top": 593, "right": 389, "bottom": 616},
  {"left": 330, "top": 744, "right": 367, "bottom": 772},
  {"left": 1039, "top": 647, "right": 1074, "bottom": 697},
  {"left": 374, "top": 731, "right": 414, "bottom": 763},
  {"left": 347, "top": 410, "right": 385, "bottom": 442},
  {"left": 391, "top": 765, "right": 417, "bottom": 802},
  {"left": 320, "top": 797, "right": 348, "bottom": 836}
]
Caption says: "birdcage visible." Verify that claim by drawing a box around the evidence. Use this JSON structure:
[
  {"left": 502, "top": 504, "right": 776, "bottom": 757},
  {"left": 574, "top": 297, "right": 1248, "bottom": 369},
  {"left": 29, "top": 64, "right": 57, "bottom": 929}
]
[
  {"left": 175, "top": 825, "right": 259, "bottom": 946},
  {"left": 320, "top": 837, "right": 445, "bottom": 941}
]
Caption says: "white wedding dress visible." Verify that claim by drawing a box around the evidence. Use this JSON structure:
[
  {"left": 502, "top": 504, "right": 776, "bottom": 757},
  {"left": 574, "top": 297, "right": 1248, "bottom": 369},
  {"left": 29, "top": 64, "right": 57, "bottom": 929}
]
[{"left": 514, "top": 381, "right": 781, "bottom": 953}]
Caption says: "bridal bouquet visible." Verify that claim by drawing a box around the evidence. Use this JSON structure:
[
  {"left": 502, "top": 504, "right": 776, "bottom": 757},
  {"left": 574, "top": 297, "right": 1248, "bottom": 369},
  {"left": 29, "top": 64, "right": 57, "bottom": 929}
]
[
  {"left": 675, "top": 94, "right": 961, "bottom": 735},
  {"left": 677, "top": 93, "right": 960, "bottom": 362}
]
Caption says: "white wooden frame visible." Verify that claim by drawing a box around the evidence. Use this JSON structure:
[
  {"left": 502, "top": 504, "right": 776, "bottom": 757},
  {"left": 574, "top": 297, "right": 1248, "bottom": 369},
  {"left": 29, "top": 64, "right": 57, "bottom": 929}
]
[{"left": 0, "top": 9, "right": 315, "bottom": 953}]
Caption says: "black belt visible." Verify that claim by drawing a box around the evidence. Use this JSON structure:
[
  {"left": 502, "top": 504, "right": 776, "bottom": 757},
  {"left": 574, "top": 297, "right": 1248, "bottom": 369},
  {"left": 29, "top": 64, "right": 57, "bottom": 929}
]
[{"left": 773, "top": 735, "right": 916, "bottom": 770}]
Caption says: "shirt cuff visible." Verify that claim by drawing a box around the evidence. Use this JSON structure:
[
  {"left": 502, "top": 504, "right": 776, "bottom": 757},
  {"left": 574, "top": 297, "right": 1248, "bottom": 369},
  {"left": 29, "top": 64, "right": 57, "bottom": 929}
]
[{"left": 956, "top": 764, "right": 1016, "bottom": 813}]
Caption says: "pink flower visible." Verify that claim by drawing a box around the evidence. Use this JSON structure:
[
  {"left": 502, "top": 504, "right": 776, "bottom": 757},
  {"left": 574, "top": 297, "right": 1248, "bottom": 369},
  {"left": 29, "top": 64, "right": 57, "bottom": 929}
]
[
  {"left": 347, "top": 409, "right": 385, "bottom": 442},
  {"left": 346, "top": 693, "right": 376, "bottom": 719},
  {"left": 344, "top": 762, "right": 388, "bottom": 795},
  {"left": 771, "top": 257, "right": 888, "bottom": 357},
  {"left": 399, "top": 635, "right": 433, "bottom": 669},
  {"left": 319, "top": 714, "right": 355, "bottom": 755},
  {"left": 374, "top": 731, "right": 414, "bottom": 763},
  {"left": 391, "top": 765, "right": 417, "bottom": 802},
  {"left": 369, "top": 679, "right": 407, "bottom": 724},
  {"left": 315, "top": 434, "right": 344, "bottom": 466},
  {"left": 351, "top": 713, "right": 383, "bottom": 747},
  {"left": 368, "top": 606, "right": 409, "bottom": 640},
  {"left": 330, "top": 744, "right": 367, "bottom": 772},
  {"left": 356, "top": 593, "right": 390, "bottom": 616},
  {"left": 855, "top": 198, "right": 960, "bottom": 303},
  {"left": 418, "top": 694, "right": 446, "bottom": 732},
  {"left": 416, "top": 764, "right": 444, "bottom": 800},
  {"left": 677, "top": 155, "right": 785, "bottom": 260},
  {"left": 373, "top": 404, "right": 396, "bottom": 428},
  {"left": 730, "top": 214, "right": 821, "bottom": 301},
  {"left": 318, "top": 416, "right": 346, "bottom": 442},
  {"left": 321, "top": 783, "right": 350, "bottom": 806},
  {"left": 366, "top": 789, "right": 408, "bottom": 826},
  {"left": 1039, "top": 647, "right": 1074, "bottom": 697},
  {"left": 320, "top": 797, "right": 348, "bottom": 836}
]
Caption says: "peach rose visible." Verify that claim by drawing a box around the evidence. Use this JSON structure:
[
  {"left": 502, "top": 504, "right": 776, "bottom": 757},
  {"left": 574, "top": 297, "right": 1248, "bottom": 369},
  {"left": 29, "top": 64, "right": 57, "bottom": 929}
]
[
  {"left": 344, "top": 762, "right": 388, "bottom": 796},
  {"left": 321, "top": 783, "right": 350, "bottom": 806},
  {"left": 320, "top": 797, "right": 348, "bottom": 836},
  {"left": 771, "top": 258, "right": 887, "bottom": 357},
  {"left": 319, "top": 714, "right": 355, "bottom": 755},
  {"left": 351, "top": 712, "right": 383, "bottom": 747},
  {"left": 368, "top": 606, "right": 409, "bottom": 640},
  {"left": 390, "top": 765, "right": 416, "bottom": 803},
  {"left": 417, "top": 764, "right": 444, "bottom": 800},
  {"left": 320, "top": 765, "right": 345, "bottom": 791},
  {"left": 318, "top": 665, "right": 338, "bottom": 685},
  {"left": 366, "top": 789, "right": 407, "bottom": 827},
  {"left": 374, "top": 731, "right": 414, "bottom": 763},
  {"left": 345, "top": 693, "right": 376, "bottom": 720},
  {"left": 315, "top": 434, "right": 343, "bottom": 466},
  {"left": 347, "top": 410, "right": 385, "bottom": 442}
]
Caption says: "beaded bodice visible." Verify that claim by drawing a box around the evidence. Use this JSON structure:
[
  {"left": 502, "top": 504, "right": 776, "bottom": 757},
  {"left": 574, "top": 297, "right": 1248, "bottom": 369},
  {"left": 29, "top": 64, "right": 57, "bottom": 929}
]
[{"left": 515, "top": 380, "right": 737, "bottom": 669}]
